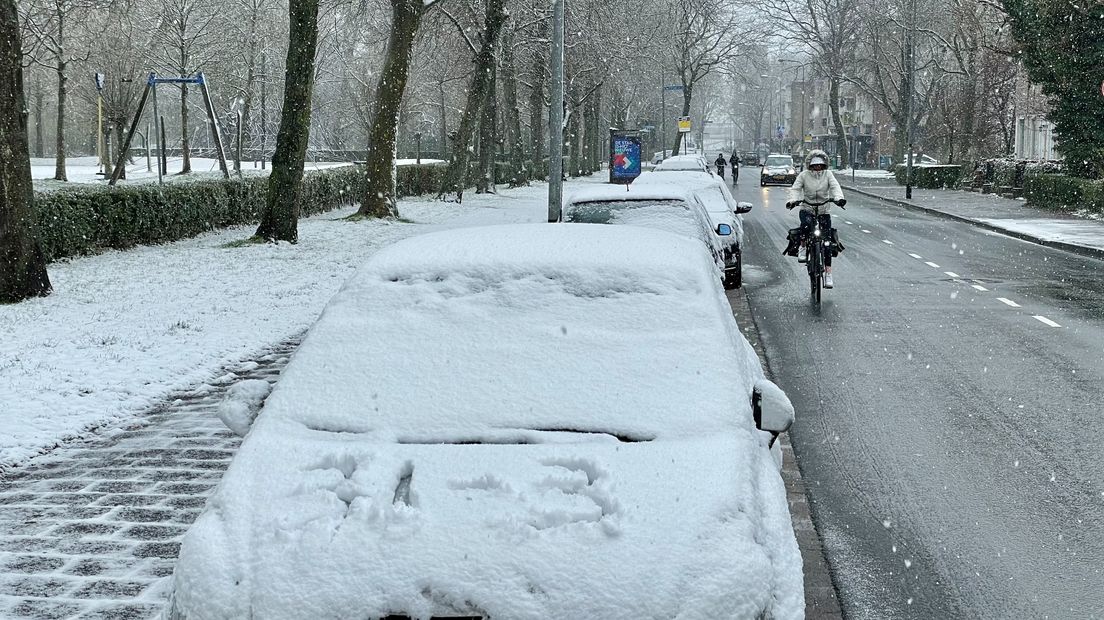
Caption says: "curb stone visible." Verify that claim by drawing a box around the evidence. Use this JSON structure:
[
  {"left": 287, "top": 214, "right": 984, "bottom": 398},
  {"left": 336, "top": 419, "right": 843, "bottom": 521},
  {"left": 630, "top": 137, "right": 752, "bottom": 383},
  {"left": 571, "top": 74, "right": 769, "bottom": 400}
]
[{"left": 842, "top": 184, "right": 1104, "bottom": 261}]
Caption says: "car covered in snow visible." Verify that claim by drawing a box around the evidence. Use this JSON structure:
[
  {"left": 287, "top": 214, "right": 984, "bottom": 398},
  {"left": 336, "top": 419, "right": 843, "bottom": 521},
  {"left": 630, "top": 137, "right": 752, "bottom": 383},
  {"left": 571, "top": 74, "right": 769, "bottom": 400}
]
[
  {"left": 165, "top": 224, "right": 803, "bottom": 620},
  {"left": 633, "top": 169, "right": 754, "bottom": 288},
  {"left": 652, "top": 153, "right": 712, "bottom": 173},
  {"left": 760, "top": 154, "right": 798, "bottom": 186},
  {"left": 558, "top": 184, "right": 732, "bottom": 286}
]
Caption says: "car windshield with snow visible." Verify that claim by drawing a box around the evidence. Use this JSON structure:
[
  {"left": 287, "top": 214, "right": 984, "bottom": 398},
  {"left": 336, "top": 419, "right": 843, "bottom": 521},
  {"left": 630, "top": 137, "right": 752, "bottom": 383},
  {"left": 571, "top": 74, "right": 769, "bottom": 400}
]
[{"left": 165, "top": 224, "right": 801, "bottom": 619}]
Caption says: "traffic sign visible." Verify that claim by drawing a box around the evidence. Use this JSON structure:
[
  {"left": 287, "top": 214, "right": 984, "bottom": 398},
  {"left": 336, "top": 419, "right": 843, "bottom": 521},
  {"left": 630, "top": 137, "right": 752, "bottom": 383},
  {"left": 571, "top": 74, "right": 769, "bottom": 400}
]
[
  {"left": 677, "top": 116, "right": 692, "bottom": 133},
  {"left": 663, "top": 84, "right": 684, "bottom": 91}
]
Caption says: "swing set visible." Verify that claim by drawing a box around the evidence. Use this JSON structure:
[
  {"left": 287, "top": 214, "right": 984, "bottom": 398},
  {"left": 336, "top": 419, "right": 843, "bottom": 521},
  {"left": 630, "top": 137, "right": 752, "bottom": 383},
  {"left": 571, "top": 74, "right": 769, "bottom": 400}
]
[{"left": 109, "top": 72, "right": 229, "bottom": 185}]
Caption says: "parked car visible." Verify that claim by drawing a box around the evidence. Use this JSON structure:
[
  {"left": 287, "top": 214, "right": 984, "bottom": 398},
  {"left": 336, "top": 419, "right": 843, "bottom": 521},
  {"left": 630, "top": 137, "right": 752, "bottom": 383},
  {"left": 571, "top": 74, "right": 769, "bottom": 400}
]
[
  {"left": 559, "top": 184, "right": 728, "bottom": 284},
  {"left": 165, "top": 224, "right": 803, "bottom": 620},
  {"left": 633, "top": 170, "right": 753, "bottom": 288},
  {"left": 652, "top": 153, "right": 711, "bottom": 173},
  {"left": 760, "top": 154, "right": 798, "bottom": 186}
]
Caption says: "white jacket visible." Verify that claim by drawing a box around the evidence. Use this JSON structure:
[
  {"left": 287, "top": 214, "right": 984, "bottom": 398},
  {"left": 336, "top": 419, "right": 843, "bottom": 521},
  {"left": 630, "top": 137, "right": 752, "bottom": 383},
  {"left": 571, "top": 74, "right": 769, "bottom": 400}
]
[{"left": 790, "top": 150, "right": 844, "bottom": 214}]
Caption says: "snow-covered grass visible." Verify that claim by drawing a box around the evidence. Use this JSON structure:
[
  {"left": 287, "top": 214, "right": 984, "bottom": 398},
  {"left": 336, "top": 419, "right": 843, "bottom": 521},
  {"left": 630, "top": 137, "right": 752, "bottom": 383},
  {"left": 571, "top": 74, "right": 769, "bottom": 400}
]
[
  {"left": 847, "top": 168, "right": 896, "bottom": 179},
  {"left": 0, "top": 183, "right": 550, "bottom": 469},
  {"left": 30, "top": 156, "right": 359, "bottom": 190}
]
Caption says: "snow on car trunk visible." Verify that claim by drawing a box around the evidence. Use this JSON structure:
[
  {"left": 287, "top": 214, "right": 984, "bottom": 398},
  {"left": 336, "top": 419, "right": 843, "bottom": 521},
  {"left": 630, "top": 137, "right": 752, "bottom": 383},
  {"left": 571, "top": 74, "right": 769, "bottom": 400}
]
[{"left": 169, "top": 224, "right": 802, "bottom": 619}]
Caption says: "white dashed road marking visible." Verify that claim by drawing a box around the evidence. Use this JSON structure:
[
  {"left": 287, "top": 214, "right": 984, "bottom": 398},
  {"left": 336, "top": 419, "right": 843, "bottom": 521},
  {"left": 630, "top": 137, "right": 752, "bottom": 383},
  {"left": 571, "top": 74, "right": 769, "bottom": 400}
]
[
  {"left": 908, "top": 253, "right": 923, "bottom": 260},
  {"left": 925, "top": 261, "right": 941, "bottom": 269},
  {"left": 944, "top": 271, "right": 960, "bottom": 278},
  {"left": 1033, "top": 315, "right": 1061, "bottom": 328},
  {"left": 972, "top": 284, "right": 989, "bottom": 292},
  {"left": 998, "top": 298, "right": 1021, "bottom": 308},
  {"left": 882, "top": 239, "right": 895, "bottom": 245},
  {"left": 862, "top": 229, "right": 872, "bottom": 234}
]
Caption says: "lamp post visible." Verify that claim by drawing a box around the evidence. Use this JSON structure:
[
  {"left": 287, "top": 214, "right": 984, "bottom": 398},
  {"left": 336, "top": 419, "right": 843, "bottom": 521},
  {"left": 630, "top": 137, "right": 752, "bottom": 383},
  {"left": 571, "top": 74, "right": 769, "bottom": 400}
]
[
  {"left": 547, "top": 0, "right": 565, "bottom": 222},
  {"left": 904, "top": 0, "right": 917, "bottom": 199}
]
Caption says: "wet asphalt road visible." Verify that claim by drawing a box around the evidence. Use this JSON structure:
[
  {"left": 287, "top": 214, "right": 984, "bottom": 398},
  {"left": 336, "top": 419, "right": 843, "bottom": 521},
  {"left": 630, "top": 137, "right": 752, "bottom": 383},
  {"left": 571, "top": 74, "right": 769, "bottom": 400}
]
[{"left": 732, "top": 174, "right": 1104, "bottom": 619}]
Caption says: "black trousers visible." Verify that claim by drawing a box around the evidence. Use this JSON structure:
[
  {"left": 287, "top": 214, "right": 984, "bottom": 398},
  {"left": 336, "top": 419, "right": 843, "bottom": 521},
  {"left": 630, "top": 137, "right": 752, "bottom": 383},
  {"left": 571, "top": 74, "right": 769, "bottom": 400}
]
[{"left": 799, "top": 210, "right": 833, "bottom": 267}]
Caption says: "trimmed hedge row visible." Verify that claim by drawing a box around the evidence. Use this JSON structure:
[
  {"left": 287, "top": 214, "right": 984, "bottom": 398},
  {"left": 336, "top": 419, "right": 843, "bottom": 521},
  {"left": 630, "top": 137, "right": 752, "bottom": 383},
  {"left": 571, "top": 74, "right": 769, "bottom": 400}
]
[
  {"left": 894, "top": 164, "right": 964, "bottom": 189},
  {"left": 35, "top": 163, "right": 449, "bottom": 262},
  {"left": 974, "top": 158, "right": 1063, "bottom": 188},
  {"left": 1023, "top": 174, "right": 1104, "bottom": 215}
]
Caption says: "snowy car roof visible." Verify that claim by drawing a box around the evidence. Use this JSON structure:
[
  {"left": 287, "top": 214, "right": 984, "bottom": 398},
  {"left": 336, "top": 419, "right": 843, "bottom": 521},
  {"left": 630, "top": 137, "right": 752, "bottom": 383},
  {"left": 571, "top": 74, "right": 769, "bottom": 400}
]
[
  {"left": 654, "top": 154, "right": 711, "bottom": 172},
  {"left": 168, "top": 224, "right": 802, "bottom": 619},
  {"left": 563, "top": 182, "right": 695, "bottom": 206}
]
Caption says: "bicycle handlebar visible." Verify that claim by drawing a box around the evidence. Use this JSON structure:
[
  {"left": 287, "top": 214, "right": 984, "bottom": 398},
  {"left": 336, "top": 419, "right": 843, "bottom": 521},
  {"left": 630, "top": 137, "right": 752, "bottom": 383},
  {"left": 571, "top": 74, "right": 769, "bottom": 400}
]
[{"left": 792, "top": 199, "right": 845, "bottom": 209}]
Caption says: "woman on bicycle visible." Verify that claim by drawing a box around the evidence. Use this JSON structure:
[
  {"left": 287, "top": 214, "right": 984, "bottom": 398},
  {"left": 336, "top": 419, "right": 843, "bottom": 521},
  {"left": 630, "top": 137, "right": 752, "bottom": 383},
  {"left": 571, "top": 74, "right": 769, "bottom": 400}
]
[{"left": 785, "top": 149, "right": 846, "bottom": 287}]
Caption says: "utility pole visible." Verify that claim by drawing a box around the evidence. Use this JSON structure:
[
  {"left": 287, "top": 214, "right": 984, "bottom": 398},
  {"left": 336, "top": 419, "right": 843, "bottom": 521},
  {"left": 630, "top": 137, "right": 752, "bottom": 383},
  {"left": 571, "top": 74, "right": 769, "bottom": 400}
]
[
  {"left": 904, "top": 0, "right": 917, "bottom": 199},
  {"left": 547, "top": 0, "right": 564, "bottom": 222}
]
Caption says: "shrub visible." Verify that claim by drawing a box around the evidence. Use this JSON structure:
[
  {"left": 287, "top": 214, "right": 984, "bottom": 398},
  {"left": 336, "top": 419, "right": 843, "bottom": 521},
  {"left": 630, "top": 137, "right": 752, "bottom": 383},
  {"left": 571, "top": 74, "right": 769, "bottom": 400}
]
[
  {"left": 34, "top": 163, "right": 451, "bottom": 262},
  {"left": 894, "top": 164, "right": 964, "bottom": 189},
  {"left": 1022, "top": 174, "right": 1104, "bottom": 215}
]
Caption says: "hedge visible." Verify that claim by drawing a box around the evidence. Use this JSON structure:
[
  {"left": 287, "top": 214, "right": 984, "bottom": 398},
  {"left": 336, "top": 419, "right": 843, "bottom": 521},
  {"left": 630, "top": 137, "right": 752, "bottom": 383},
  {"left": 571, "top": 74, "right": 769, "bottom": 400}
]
[
  {"left": 34, "top": 163, "right": 449, "bottom": 262},
  {"left": 1022, "top": 174, "right": 1104, "bottom": 216},
  {"left": 894, "top": 164, "right": 964, "bottom": 189}
]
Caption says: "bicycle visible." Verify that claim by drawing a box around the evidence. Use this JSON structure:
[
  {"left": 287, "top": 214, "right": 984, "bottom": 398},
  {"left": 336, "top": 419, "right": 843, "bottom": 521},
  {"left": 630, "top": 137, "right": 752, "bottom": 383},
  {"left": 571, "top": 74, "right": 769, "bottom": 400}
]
[{"left": 786, "top": 199, "right": 845, "bottom": 304}]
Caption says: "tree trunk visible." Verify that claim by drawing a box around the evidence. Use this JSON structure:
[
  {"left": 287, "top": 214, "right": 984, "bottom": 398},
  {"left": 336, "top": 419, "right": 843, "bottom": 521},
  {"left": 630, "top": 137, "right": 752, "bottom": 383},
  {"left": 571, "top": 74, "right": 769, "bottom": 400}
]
[
  {"left": 33, "top": 81, "right": 44, "bottom": 158},
  {"left": 671, "top": 82, "right": 693, "bottom": 156},
  {"left": 476, "top": 61, "right": 497, "bottom": 194},
  {"left": 255, "top": 0, "right": 320, "bottom": 242},
  {"left": 357, "top": 0, "right": 429, "bottom": 218},
  {"left": 239, "top": 6, "right": 260, "bottom": 156},
  {"left": 53, "top": 59, "right": 67, "bottom": 181},
  {"left": 501, "top": 25, "right": 527, "bottom": 188},
  {"left": 528, "top": 19, "right": 547, "bottom": 180},
  {"left": 829, "top": 75, "right": 848, "bottom": 167},
  {"left": 438, "top": 81, "right": 448, "bottom": 160},
  {"left": 568, "top": 88, "right": 582, "bottom": 177},
  {"left": 1, "top": 0, "right": 51, "bottom": 302},
  {"left": 436, "top": 0, "right": 507, "bottom": 202},
  {"left": 180, "top": 82, "right": 192, "bottom": 173}
]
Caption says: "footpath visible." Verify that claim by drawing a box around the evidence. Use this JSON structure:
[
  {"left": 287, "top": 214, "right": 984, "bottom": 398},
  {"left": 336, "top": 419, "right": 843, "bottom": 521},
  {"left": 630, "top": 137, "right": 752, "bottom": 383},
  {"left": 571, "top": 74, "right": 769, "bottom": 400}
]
[{"left": 841, "top": 176, "right": 1104, "bottom": 259}]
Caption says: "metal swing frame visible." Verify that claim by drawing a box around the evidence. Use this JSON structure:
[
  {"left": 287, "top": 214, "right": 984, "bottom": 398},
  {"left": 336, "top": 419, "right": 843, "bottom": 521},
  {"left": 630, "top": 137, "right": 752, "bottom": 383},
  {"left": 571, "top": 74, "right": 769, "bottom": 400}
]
[{"left": 109, "top": 72, "right": 229, "bottom": 185}]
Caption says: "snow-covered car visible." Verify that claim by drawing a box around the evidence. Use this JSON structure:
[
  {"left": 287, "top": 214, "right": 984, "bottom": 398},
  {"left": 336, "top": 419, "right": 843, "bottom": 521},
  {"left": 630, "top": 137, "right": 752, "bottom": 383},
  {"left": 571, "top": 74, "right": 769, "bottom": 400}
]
[
  {"left": 760, "top": 154, "right": 798, "bottom": 186},
  {"left": 653, "top": 153, "right": 712, "bottom": 173},
  {"left": 559, "top": 184, "right": 731, "bottom": 286},
  {"left": 165, "top": 224, "right": 803, "bottom": 620},
  {"left": 633, "top": 171, "right": 753, "bottom": 288}
]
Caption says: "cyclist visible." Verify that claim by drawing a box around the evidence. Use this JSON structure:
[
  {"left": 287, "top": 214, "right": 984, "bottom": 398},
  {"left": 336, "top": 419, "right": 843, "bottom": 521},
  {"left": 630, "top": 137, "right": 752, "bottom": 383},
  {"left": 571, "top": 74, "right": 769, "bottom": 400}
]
[
  {"left": 729, "top": 151, "right": 740, "bottom": 184},
  {"left": 785, "top": 149, "right": 846, "bottom": 288},
  {"left": 714, "top": 153, "right": 727, "bottom": 179}
]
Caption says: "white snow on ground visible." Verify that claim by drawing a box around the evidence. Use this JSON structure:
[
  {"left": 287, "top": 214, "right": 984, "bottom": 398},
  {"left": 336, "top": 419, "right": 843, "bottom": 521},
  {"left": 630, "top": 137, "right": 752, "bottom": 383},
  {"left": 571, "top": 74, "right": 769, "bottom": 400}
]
[
  {"left": 216, "top": 379, "right": 273, "bottom": 437},
  {"left": 30, "top": 156, "right": 355, "bottom": 188},
  {"left": 0, "top": 183, "right": 550, "bottom": 469},
  {"left": 977, "top": 218, "right": 1104, "bottom": 253},
  {"left": 847, "top": 168, "right": 895, "bottom": 179}
]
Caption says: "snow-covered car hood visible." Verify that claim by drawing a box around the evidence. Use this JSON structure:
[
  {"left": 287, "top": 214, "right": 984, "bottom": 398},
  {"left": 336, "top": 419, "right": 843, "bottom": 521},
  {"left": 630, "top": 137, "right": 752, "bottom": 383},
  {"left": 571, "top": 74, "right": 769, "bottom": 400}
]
[{"left": 168, "top": 426, "right": 802, "bottom": 619}]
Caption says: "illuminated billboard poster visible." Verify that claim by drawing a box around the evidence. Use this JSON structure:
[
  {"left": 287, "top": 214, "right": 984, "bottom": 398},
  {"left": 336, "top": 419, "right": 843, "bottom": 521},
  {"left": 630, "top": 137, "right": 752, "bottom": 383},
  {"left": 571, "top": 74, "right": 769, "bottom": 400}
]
[{"left": 609, "top": 131, "right": 642, "bottom": 184}]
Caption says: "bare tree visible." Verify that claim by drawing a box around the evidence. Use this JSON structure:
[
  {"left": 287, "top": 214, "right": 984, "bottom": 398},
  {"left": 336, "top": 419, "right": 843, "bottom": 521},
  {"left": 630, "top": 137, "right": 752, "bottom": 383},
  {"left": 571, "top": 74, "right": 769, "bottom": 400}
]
[
  {"left": 254, "top": 0, "right": 320, "bottom": 243},
  {"left": 1, "top": 0, "right": 51, "bottom": 302},
  {"left": 666, "top": 0, "right": 757, "bottom": 156},
  {"left": 20, "top": 0, "right": 101, "bottom": 181},
  {"left": 762, "top": 0, "right": 858, "bottom": 165},
  {"left": 356, "top": 0, "right": 443, "bottom": 219}
]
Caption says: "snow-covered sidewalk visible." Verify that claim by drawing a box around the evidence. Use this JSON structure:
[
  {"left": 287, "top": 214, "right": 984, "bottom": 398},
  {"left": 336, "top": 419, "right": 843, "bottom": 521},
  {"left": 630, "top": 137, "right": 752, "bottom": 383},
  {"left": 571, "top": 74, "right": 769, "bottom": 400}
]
[{"left": 0, "top": 184, "right": 552, "bottom": 469}]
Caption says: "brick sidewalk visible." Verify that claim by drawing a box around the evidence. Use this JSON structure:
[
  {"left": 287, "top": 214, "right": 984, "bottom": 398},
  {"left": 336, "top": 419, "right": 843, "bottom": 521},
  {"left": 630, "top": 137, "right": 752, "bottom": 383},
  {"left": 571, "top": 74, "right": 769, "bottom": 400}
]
[{"left": 0, "top": 340, "right": 298, "bottom": 620}]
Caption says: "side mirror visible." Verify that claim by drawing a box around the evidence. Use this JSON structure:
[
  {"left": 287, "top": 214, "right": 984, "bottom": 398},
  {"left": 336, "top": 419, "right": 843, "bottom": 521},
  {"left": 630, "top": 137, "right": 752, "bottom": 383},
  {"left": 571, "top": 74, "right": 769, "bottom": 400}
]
[
  {"left": 735, "top": 202, "right": 753, "bottom": 214},
  {"left": 715, "top": 223, "right": 733, "bottom": 236},
  {"left": 752, "top": 379, "right": 794, "bottom": 433}
]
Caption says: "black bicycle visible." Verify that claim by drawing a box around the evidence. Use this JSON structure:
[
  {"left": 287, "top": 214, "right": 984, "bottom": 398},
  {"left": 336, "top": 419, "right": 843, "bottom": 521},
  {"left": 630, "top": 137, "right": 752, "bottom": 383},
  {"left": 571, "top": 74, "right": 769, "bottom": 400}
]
[{"left": 788, "top": 199, "right": 844, "bottom": 303}]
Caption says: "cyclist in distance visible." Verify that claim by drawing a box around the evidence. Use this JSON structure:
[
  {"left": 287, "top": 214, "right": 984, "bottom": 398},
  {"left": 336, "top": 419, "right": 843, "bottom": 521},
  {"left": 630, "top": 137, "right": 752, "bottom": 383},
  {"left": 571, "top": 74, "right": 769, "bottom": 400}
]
[
  {"left": 715, "top": 153, "right": 727, "bottom": 178},
  {"left": 785, "top": 149, "right": 846, "bottom": 288},
  {"left": 729, "top": 151, "right": 740, "bottom": 184}
]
